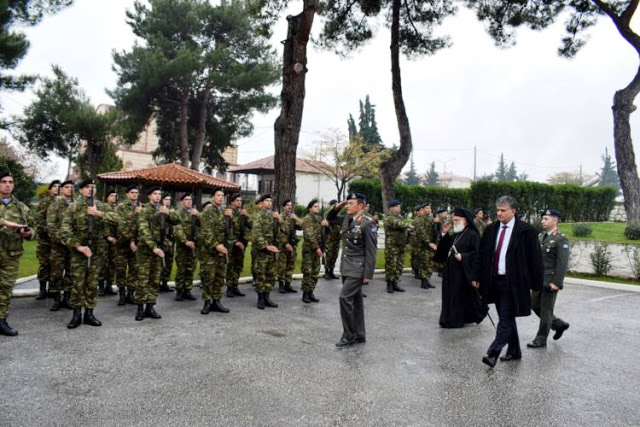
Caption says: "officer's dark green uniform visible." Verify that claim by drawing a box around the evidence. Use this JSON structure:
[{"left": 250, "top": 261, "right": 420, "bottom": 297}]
[
  {"left": 34, "top": 180, "right": 60, "bottom": 299},
  {"left": 0, "top": 171, "right": 35, "bottom": 336},
  {"left": 300, "top": 201, "right": 323, "bottom": 303},
  {"left": 251, "top": 194, "right": 279, "bottom": 310},
  {"left": 529, "top": 209, "right": 571, "bottom": 348},
  {"left": 173, "top": 201, "right": 198, "bottom": 301},
  {"left": 324, "top": 199, "right": 341, "bottom": 279},
  {"left": 384, "top": 200, "right": 412, "bottom": 293}
]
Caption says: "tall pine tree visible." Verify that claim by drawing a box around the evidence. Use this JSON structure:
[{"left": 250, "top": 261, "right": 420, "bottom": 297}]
[
  {"left": 600, "top": 148, "right": 620, "bottom": 190},
  {"left": 495, "top": 154, "right": 508, "bottom": 182},
  {"left": 425, "top": 161, "right": 439, "bottom": 186},
  {"left": 404, "top": 155, "right": 421, "bottom": 185}
]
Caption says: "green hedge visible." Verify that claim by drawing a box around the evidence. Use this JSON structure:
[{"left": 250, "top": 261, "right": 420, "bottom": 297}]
[{"left": 349, "top": 179, "right": 616, "bottom": 221}]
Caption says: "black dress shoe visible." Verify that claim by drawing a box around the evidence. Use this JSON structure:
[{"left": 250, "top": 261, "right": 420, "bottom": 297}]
[
  {"left": 0, "top": 319, "right": 18, "bottom": 336},
  {"left": 527, "top": 341, "right": 547, "bottom": 348},
  {"left": 500, "top": 354, "right": 521, "bottom": 361},
  {"left": 482, "top": 354, "right": 498, "bottom": 368},
  {"left": 335, "top": 338, "right": 355, "bottom": 348},
  {"left": 355, "top": 337, "right": 366, "bottom": 343},
  {"left": 553, "top": 323, "right": 570, "bottom": 341}
]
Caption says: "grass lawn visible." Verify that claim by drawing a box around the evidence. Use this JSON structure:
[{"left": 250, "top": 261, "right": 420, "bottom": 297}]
[{"left": 558, "top": 222, "right": 637, "bottom": 245}]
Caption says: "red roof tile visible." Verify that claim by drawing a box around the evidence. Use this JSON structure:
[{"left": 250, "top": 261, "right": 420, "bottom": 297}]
[{"left": 228, "top": 155, "right": 333, "bottom": 175}]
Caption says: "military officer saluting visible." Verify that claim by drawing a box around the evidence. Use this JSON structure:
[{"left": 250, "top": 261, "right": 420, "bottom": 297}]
[
  {"left": 324, "top": 199, "right": 341, "bottom": 280},
  {"left": 327, "top": 193, "right": 377, "bottom": 347},
  {"left": 528, "top": 209, "right": 571, "bottom": 348},
  {"left": 0, "top": 171, "right": 35, "bottom": 336}
]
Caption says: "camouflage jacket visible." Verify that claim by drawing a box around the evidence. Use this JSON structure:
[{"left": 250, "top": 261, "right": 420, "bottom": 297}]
[
  {"left": 174, "top": 206, "right": 199, "bottom": 245},
  {"left": 251, "top": 209, "right": 277, "bottom": 251},
  {"left": 137, "top": 203, "right": 179, "bottom": 251},
  {"left": 115, "top": 201, "right": 139, "bottom": 243},
  {"left": 228, "top": 206, "right": 252, "bottom": 245},
  {"left": 47, "top": 197, "right": 74, "bottom": 244},
  {"left": 384, "top": 214, "right": 413, "bottom": 247},
  {"left": 301, "top": 213, "right": 323, "bottom": 252},
  {"left": 199, "top": 205, "right": 228, "bottom": 255},
  {"left": 0, "top": 196, "right": 34, "bottom": 256},
  {"left": 60, "top": 198, "right": 109, "bottom": 250},
  {"left": 103, "top": 203, "right": 118, "bottom": 239},
  {"left": 474, "top": 218, "right": 486, "bottom": 236},
  {"left": 34, "top": 195, "right": 56, "bottom": 238},
  {"left": 413, "top": 214, "right": 434, "bottom": 249},
  {"left": 279, "top": 212, "right": 300, "bottom": 247}
]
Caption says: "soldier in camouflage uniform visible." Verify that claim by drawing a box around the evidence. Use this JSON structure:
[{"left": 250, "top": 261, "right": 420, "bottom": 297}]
[
  {"left": 198, "top": 188, "right": 231, "bottom": 314},
  {"left": 250, "top": 198, "right": 264, "bottom": 288},
  {"left": 34, "top": 180, "right": 60, "bottom": 299},
  {"left": 134, "top": 186, "right": 179, "bottom": 321},
  {"left": 473, "top": 208, "right": 487, "bottom": 237},
  {"left": 324, "top": 199, "right": 341, "bottom": 280},
  {"left": 384, "top": 200, "right": 413, "bottom": 293},
  {"left": 277, "top": 199, "right": 299, "bottom": 294},
  {"left": 114, "top": 184, "right": 140, "bottom": 306},
  {"left": 174, "top": 194, "right": 199, "bottom": 301},
  {"left": 0, "top": 171, "right": 35, "bottom": 336},
  {"left": 61, "top": 179, "right": 118, "bottom": 329},
  {"left": 300, "top": 199, "right": 329, "bottom": 303},
  {"left": 410, "top": 205, "right": 421, "bottom": 279},
  {"left": 413, "top": 203, "right": 437, "bottom": 289},
  {"left": 251, "top": 194, "right": 280, "bottom": 310},
  {"left": 47, "top": 180, "right": 75, "bottom": 311},
  {"left": 99, "top": 188, "right": 118, "bottom": 296},
  {"left": 159, "top": 193, "right": 175, "bottom": 293},
  {"left": 226, "top": 193, "right": 250, "bottom": 298}
]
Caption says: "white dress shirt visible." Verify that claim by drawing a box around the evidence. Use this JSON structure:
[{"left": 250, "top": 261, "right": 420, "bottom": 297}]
[{"left": 495, "top": 216, "right": 516, "bottom": 275}]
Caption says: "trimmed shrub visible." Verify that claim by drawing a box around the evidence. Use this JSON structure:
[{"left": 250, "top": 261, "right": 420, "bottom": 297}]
[
  {"left": 624, "top": 224, "right": 640, "bottom": 240},
  {"left": 572, "top": 224, "right": 593, "bottom": 237},
  {"left": 590, "top": 243, "right": 611, "bottom": 276}
]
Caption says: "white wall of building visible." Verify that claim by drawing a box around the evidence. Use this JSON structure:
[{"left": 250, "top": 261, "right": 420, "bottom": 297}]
[{"left": 296, "top": 172, "right": 337, "bottom": 205}]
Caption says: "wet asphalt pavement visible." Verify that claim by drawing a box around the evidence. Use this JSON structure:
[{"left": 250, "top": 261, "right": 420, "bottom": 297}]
[{"left": 1, "top": 274, "right": 639, "bottom": 426}]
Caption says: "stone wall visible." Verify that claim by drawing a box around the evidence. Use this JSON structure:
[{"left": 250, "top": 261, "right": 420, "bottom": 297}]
[
  {"left": 609, "top": 202, "right": 627, "bottom": 222},
  {"left": 566, "top": 240, "right": 638, "bottom": 279}
]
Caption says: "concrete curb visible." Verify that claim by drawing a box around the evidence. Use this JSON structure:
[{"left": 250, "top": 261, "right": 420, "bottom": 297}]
[{"left": 564, "top": 277, "right": 640, "bottom": 293}]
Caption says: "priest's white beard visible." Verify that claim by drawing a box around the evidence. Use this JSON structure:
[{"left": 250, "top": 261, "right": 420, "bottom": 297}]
[{"left": 453, "top": 223, "right": 465, "bottom": 233}]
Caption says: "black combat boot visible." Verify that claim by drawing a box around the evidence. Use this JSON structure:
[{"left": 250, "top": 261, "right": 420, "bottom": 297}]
[
  {"left": 421, "top": 279, "right": 431, "bottom": 289},
  {"left": 263, "top": 292, "right": 278, "bottom": 308},
  {"left": 67, "top": 308, "right": 82, "bottom": 329},
  {"left": 126, "top": 287, "right": 136, "bottom": 305},
  {"left": 386, "top": 281, "right": 394, "bottom": 294},
  {"left": 278, "top": 280, "right": 286, "bottom": 293},
  {"left": 226, "top": 286, "right": 235, "bottom": 298},
  {"left": 104, "top": 280, "right": 117, "bottom": 295},
  {"left": 36, "top": 281, "right": 47, "bottom": 300},
  {"left": 309, "top": 291, "right": 320, "bottom": 303},
  {"left": 60, "top": 291, "right": 73, "bottom": 309},
  {"left": 302, "top": 291, "right": 311, "bottom": 304},
  {"left": 252, "top": 274, "right": 257, "bottom": 287},
  {"left": 325, "top": 269, "right": 338, "bottom": 280},
  {"left": 159, "top": 280, "right": 173, "bottom": 293},
  {"left": 50, "top": 292, "right": 61, "bottom": 311},
  {"left": 257, "top": 292, "right": 265, "bottom": 310},
  {"left": 83, "top": 309, "right": 102, "bottom": 326},
  {"left": 232, "top": 285, "right": 245, "bottom": 297},
  {"left": 98, "top": 280, "right": 105, "bottom": 297},
  {"left": 144, "top": 304, "right": 162, "bottom": 319},
  {"left": 211, "top": 299, "right": 230, "bottom": 313},
  {"left": 135, "top": 304, "right": 145, "bottom": 321},
  {"left": 284, "top": 282, "right": 297, "bottom": 293},
  {"left": 0, "top": 318, "right": 18, "bottom": 336},
  {"left": 175, "top": 289, "right": 184, "bottom": 301},
  {"left": 183, "top": 289, "right": 196, "bottom": 301},
  {"left": 392, "top": 281, "right": 405, "bottom": 292},
  {"left": 201, "top": 301, "right": 211, "bottom": 315},
  {"left": 117, "top": 287, "right": 126, "bottom": 305}
]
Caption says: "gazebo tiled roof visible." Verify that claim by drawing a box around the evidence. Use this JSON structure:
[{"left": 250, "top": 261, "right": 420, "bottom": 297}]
[
  {"left": 228, "top": 155, "right": 332, "bottom": 175},
  {"left": 97, "top": 163, "right": 241, "bottom": 192}
]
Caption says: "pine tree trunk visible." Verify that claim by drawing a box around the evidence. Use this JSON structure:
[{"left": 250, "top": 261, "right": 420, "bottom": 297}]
[
  {"left": 379, "top": 0, "right": 413, "bottom": 212},
  {"left": 191, "top": 78, "right": 212, "bottom": 171},
  {"left": 273, "top": 0, "right": 316, "bottom": 209},
  {"left": 613, "top": 66, "right": 640, "bottom": 225},
  {"left": 179, "top": 89, "right": 190, "bottom": 168}
]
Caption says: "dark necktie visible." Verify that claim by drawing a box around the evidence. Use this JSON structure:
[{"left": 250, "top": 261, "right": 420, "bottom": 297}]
[{"left": 492, "top": 225, "right": 508, "bottom": 276}]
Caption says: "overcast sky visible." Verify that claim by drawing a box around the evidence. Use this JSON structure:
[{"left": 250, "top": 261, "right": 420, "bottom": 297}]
[{"left": 2, "top": 0, "right": 638, "bottom": 182}]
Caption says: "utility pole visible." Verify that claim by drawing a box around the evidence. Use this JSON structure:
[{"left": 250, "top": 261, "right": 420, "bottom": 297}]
[{"left": 473, "top": 146, "right": 477, "bottom": 181}]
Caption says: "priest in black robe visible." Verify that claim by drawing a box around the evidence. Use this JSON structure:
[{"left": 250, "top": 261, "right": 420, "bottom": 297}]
[{"left": 434, "top": 208, "right": 487, "bottom": 328}]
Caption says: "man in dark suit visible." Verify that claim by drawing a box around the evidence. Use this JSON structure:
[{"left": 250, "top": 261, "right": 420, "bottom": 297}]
[{"left": 473, "top": 195, "right": 543, "bottom": 368}]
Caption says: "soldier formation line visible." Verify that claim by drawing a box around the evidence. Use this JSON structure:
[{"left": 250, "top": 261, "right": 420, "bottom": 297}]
[{"left": 0, "top": 171, "right": 570, "bottom": 365}]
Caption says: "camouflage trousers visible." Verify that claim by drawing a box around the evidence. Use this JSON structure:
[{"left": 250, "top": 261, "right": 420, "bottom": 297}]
[
  {"left": 251, "top": 245, "right": 258, "bottom": 279},
  {"left": 226, "top": 244, "right": 245, "bottom": 288},
  {"left": 36, "top": 236, "right": 52, "bottom": 283},
  {"left": 115, "top": 242, "right": 137, "bottom": 289},
  {"left": 200, "top": 251, "right": 227, "bottom": 301},
  {"left": 301, "top": 248, "right": 321, "bottom": 292},
  {"left": 99, "top": 241, "right": 117, "bottom": 283},
  {"left": 50, "top": 241, "right": 72, "bottom": 292},
  {"left": 0, "top": 252, "right": 20, "bottom": 318},
  {"left": 161, "top": 242, "right": 175, "bottom": 282},
  {"left": 385, "top": 244, "right": 406, "bottom": 282},
  {"left": 410, "top": 244, "right": 419, "bottom": 272},
  {"left": 175, "top": 244, "right": 196, "bottom": 291},
  {"left": 69, "top": 250, "right": 100, "bottom": 309},
  {"left": 135, "top": 248, "right": 162, "bottom": 304},
  {"left": 277, "top": 246, "right": 296, "bottom": 283},
  {"left": 414, "top": 246, "right": 436, "bottom": 280},
  {"left": 254, "top": 249, "right": 276, "bottom": 293},
  {"left": 325, "top": 237, "right": 340, "bottom": 271}
]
